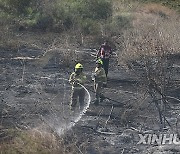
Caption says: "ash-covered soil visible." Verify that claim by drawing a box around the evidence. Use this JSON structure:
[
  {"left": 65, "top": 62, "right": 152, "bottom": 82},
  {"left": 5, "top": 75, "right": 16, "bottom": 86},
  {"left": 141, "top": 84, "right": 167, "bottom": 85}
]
[{"left": 0, "top": 47, "right": 180, "bottom": 154}]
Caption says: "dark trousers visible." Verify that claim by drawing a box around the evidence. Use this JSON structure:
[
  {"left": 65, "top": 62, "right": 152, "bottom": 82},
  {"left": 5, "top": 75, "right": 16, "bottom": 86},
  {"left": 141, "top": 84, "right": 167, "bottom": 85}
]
[
  {"left": 101, "top": 58, "right": 109, "bottom": 77},
  {"left": 70, "top": 88, "right": 85, "bottom": 110}
]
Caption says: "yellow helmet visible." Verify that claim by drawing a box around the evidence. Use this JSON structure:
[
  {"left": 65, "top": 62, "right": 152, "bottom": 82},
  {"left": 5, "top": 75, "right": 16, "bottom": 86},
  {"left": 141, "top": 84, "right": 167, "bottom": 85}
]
[
  {"left": 75, "top": 63, "right": 83, "bottom": 69},
  {"left": 96, "top": 59, "right": 103, "bottom": 65}
]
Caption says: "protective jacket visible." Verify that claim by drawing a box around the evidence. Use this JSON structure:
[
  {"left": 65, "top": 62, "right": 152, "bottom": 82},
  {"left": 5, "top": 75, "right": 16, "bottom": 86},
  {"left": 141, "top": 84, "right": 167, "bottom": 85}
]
[
  {"left": 94, "top": 67, "right": 107, "bottom": 83},
  {"left": 69, "top": 72, "right": 86, "bottom": 89}
]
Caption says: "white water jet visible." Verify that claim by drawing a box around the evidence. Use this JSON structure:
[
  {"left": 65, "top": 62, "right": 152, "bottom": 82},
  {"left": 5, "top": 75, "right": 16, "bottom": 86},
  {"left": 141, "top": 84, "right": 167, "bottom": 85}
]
[{"left": 41, "top": 77, "right": 91, "bottom": 136}]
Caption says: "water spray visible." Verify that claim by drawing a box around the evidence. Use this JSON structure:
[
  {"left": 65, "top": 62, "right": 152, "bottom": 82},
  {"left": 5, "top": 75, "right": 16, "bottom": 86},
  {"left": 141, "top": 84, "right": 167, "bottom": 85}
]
[
  {"left": 40, "top": 77, "right": 91, "bottom": 136},
  {"left": 57, "top": 78, "right": 91, "bottom": 135}
]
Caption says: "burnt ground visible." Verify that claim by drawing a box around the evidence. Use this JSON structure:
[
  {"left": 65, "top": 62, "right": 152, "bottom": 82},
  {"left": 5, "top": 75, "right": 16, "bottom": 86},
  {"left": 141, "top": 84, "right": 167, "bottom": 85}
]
[{"left": 0, "top": 47, "right": 180, "bottom": 154}]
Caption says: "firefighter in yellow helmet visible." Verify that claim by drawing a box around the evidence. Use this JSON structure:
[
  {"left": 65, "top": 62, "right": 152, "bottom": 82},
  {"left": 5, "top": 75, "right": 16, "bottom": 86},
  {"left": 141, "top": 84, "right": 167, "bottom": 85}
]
[
  {"left": 69, "top": 63, "right": 87, "bottom": 110},
  {"left": 92, "top": 59, "right": 107, "bottom": 105}
]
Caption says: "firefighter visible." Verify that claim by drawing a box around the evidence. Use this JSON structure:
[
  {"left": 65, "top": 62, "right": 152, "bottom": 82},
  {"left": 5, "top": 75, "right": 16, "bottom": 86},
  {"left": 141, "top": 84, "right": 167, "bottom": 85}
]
[
  {"left": 97, "top": 40, "right": 112, "bottom": 77},
  {"left": 93, "top": 59, "right": 107, "bottom": 105},
  {"left": 69, "top": 63, "right": 87, "bottom": 110}
]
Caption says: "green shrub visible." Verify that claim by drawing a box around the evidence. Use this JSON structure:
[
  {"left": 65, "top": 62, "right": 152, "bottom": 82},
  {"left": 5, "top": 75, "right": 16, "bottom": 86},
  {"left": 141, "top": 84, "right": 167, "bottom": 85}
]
[
  {"left": 80, "top": 18, "right": 101, "bottom": 35},
  {"left": 0, "top": 0, "right": 112, "bottom": 33},
  {"left": 54, "top": 0, "right": 112, "bottom": 32},
  {"left": 0, "top": 0, "right": 35, "bottom": 15},
  {"left": 106, "top": 13, "right": 132, "bottom": 36}
]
